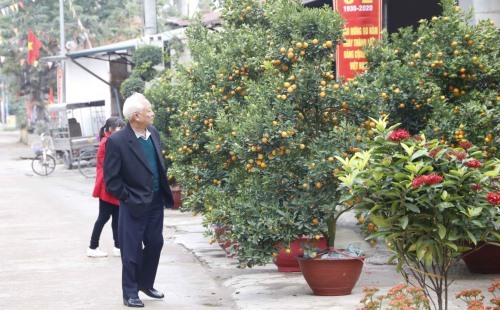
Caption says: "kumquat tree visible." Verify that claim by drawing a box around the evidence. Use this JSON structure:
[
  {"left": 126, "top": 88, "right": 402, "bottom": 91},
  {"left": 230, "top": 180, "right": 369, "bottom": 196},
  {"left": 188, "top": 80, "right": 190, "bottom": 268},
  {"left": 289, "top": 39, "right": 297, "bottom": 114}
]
[
  {"left": 163, "top": 0, "right": 373, "bottom": 268},
  {"left": 356, "top": 0, "right": 499, "bottom": 158}
]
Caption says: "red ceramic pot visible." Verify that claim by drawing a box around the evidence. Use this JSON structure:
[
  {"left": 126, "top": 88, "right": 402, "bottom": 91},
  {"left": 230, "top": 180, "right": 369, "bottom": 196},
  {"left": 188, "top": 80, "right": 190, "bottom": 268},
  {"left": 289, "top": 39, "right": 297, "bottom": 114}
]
[
  {"left": 212, "top": 226, "right": 238, "bottom": 258},
  {"left": 462, "top": 242, "right": 500, "bottom": 274},
  {"left": 274, "top": 237, "right": 327, "bottom": 272},
  {"left": 297, "top": 254, "right": 364, "bottom": 296},
  {"left": 170, "top": 185, "right": 182, "bottom": 209}
]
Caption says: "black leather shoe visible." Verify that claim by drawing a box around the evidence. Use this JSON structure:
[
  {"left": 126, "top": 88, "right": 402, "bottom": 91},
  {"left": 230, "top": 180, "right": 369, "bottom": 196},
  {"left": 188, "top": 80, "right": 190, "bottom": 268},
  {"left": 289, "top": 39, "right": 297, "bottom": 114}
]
[
  {"left": 123, "top": 297, "right": 144, "bottom": 307},
  {"left": 139, "top": 287, "right": 164, "bottom": 299}
]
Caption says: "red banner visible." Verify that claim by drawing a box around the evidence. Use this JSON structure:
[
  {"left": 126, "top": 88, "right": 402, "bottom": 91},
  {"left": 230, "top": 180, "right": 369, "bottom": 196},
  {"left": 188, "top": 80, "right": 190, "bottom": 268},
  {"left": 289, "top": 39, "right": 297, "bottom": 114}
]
[
  {"left": 334, "top": 0, "right": 382, "bottom": 81},
  {"left": 57, "top": 67, "right": 63, "bottom": 104}
]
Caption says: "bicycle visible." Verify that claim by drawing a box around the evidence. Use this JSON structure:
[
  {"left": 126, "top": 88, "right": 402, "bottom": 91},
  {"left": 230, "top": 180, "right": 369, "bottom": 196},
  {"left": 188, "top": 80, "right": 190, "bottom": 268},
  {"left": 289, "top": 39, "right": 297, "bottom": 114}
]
[
  {"left": 31, "top": 133, "right": 56, "bottom": 176},
  {"left": 78, "top": 147, "right": 98, "bottom": 178}
]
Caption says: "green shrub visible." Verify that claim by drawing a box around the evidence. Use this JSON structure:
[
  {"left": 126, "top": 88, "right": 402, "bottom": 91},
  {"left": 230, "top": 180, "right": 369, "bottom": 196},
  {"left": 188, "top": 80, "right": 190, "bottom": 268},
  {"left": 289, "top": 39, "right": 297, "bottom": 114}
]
[
  {"left": 132, "top": 44, "right": 164, "bottom": 67},
  {"left": 120, "top": 73, "right": 145, "bottom": 99}
]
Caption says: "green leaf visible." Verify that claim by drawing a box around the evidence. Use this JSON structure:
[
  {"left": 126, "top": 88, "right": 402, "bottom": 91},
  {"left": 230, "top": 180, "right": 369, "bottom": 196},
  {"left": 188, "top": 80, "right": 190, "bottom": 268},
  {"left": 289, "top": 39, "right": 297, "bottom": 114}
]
[
  {"left": 440, "top": 190, "right": 449, "bottom": 201},
  {"left": 424, "top": 249, "right": 433, "bottom": 267},
  {"left": 401, "top": 143, "right": 415, "bottom": 156},
  {"left": 410, "top": 149, "right": 427, "bottom": 161},
  {"left": 400, "top": 216, "right": 409, "bottom": 229},
  {"left": 437, "top": 224, "right": 446, "bottom": 240},
  {"left": 371, "top": 215, "right": 391, "bottom": 228},
  {"left": 405, "top": 204, "right": 421, "bottom": 213},
  {"left": 484, "top": 170, "right": 500, "bottom": 177},
  {"left": 261, "top": 61, "right": 274, "bottom": 71},
  {"left": 408, "top": 243, "right": 417, "bottom": 252},
  {"left": 448, "top": 231, "right": 462, "bottom": 241},
  {"left": 373, "top": 170, "right": 384, "bottom": 181},
  {"left": 417, "top": 245, "right": 427, "bottom": 261},
  {"left": 338, "top": 170, "right": 360, "bottom": 187},
  {"left": 466, "top": 231, "right": 477, "bottom": 244},
  {"left": 418, "top": 165, "right": 435, "bottom": 174},
  {"left": 468, "top": 207, "right": 483, "bottom": 218},
  {"left": 449, "top": 169, "right": 465, "bottom": 177},
  {"left": 444, "top": 242, "right": 458, "bottom": 251},
  {"left": 405, "top": 163, "right": 419, "bottom": 174},
  {"left": 436, "top": 202, "right": 453, "bottom": 211},
  {"left": 394, "top": 173, "right": 410, "bottom": 181}
]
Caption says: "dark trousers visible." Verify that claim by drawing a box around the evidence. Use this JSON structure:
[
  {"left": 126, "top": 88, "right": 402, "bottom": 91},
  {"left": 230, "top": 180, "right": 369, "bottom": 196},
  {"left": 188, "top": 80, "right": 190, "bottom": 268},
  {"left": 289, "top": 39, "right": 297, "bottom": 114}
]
[
  {"left": 119, "top": 191, "right": 164, "bottom": 299},
  {"left": 90, "top": 199, "right": 119, "bottom": 249}
]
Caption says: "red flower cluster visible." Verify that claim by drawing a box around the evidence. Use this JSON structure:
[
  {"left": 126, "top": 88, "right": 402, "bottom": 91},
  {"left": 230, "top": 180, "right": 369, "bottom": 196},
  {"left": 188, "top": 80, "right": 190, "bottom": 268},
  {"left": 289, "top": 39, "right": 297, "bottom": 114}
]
[
  {"left": 486, "top": 193, "right": 500, "bottom": 206},
  {"left": 472, "top": 184, "right": 483, "bottom": 192},
  {"left": 466, "top": 159, "right": 483, "bottom": 168},
  {"left": 429, "top": 148, "right": 441, "bottom": 158},
  {"left": 412, "top": 174, "right": 443, "bottom": 189},
  {"left": 388, "top": 129, "right": 410, "bottom": 142},
  {"left": 447, "top": 150, "right": 468, "bottom": 161},
  {"left": 459, "top": 140, "right": 474, "bottom": 150}
]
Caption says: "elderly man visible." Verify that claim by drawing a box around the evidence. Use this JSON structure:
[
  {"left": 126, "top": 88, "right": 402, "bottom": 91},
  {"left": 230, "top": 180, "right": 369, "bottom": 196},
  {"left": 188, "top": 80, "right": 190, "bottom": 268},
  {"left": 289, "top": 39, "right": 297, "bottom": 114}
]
[{"left": 104, "top": 93, "right": 173, "bottom": 307}]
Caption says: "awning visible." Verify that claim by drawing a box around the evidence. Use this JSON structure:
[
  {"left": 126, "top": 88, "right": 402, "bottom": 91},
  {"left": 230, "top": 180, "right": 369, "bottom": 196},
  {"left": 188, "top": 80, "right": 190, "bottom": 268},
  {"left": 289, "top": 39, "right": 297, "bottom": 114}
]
[
  {"left": 39, "top": 38, "right": 140, "bottom": 62},
  {"left": 65, "top": 38, "right": 142, "bottom": 58},
  {"left": 47, "top": 100, "right": 105, "bottom": 112},
  {"left": 40, "top": 28, "right": 186, "bottom": 62}
]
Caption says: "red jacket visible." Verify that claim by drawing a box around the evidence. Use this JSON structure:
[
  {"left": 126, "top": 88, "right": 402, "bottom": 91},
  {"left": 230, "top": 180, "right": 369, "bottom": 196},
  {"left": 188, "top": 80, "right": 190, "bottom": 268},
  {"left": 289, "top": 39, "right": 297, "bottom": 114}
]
[{"left": 92, "top": 132, "right": 119, "bottom": 205}]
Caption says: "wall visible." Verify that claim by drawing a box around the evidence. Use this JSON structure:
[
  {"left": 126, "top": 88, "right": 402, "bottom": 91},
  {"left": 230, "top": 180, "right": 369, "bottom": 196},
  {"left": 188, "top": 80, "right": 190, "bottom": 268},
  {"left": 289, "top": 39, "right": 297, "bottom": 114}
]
[
  {"left": 64, "top": 58, "right": 112, "bottom": 136},
  {"left": 460, "top": 0, "right": 500, "bottom": 24},
  {"left": 472, "top": 0, "right": 500, "bottom": 24}
]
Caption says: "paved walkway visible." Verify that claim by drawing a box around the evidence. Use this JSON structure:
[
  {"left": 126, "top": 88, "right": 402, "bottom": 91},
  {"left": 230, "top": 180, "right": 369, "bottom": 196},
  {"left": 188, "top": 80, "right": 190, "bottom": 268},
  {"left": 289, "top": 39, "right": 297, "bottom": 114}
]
[
  {"left": 0, "top": 129, "right": 496, "bottom": 309},
  {"left": 0, "top": 130, "right": 234, "bottom": 310}
]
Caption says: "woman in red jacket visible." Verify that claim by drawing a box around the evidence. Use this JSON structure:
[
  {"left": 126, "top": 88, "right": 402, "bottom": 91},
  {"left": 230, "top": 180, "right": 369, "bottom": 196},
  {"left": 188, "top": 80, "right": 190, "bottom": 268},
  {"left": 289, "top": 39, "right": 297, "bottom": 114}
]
[{"left": 87, "top": 117, "right": 125, "bottom": 257}]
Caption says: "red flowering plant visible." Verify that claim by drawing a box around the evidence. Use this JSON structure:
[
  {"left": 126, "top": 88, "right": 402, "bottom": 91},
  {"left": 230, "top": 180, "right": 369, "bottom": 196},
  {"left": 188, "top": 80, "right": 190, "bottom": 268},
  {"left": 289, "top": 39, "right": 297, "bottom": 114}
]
[{"left": 337, "top": 116, "right": 500, "bottom": 310}]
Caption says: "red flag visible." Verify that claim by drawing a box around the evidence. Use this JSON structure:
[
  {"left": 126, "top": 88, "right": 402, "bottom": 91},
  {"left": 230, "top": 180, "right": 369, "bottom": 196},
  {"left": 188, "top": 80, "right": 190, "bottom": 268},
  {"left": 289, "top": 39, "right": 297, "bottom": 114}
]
[{"left": 27, "top": 30, "right": 42, "bottom": 65}]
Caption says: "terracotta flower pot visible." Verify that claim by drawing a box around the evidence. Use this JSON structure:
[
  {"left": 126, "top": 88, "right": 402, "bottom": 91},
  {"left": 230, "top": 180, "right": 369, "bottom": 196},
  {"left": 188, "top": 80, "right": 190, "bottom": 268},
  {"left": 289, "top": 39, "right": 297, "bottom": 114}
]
[
  {"left": 274, "top": 237, "right": 327, "bottom": 272},
  {"left": 170, "top": 185, "right": 182, "bottom": 210},
  {"left": 462, "top": 242, "right": 500, "bottom": 274},
  {"left": 212, "top": 225, "right": 238, "bottom": 258},
  {"left": 297, "top": 254, "right": 364, "bottom": 296}
]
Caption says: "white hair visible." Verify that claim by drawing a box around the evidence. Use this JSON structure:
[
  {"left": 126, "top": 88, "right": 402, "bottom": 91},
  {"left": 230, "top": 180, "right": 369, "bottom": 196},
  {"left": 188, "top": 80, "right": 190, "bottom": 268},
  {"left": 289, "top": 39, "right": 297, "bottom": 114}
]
[{"left": 122, "top": 92, "right": 149, "bottom": 120}]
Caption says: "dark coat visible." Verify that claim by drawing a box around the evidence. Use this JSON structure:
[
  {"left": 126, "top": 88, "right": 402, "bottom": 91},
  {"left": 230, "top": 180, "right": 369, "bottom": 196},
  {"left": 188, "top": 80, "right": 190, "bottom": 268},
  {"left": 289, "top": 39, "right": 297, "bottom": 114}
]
[{"left": 103, "top": 123, "right": 173, "bottom": 217}]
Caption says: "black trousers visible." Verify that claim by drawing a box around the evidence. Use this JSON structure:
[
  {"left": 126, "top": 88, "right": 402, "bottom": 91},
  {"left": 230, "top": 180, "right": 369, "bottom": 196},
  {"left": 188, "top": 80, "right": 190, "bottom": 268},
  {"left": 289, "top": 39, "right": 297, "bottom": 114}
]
[
  {"left": 89, "top": 199, "right": 119, "bottom": 249},
  {"left": 119, "top": 191, "right": 164, "bottom": 299}
]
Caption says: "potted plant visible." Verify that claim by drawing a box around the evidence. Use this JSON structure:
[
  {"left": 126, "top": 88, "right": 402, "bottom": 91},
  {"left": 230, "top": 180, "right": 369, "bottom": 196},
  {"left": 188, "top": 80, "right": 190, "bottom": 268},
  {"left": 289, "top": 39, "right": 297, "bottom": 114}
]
[
  {"left": 337, "top": 116, "right": 500, "bottom": 310},
  {"left": 162, "top": 0, "right": 372, "bottom": 294}
]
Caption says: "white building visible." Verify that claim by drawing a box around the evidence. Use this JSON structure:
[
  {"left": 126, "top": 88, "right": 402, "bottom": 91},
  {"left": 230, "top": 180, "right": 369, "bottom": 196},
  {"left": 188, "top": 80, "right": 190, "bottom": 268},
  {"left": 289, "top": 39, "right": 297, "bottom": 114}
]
[{"left": 41, "top": 28, "right": 187, "bottom": 124}]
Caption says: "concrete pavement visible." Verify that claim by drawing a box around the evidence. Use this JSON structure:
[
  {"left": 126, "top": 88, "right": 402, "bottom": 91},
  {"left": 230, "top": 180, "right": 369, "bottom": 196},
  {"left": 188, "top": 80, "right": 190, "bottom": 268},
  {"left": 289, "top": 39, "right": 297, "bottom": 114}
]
[
  {"left": 0, "top": 130, "right": 235, "bottom": 310},
  {"left": 0, "top": 129, "right": 497, "bottom": 309}
]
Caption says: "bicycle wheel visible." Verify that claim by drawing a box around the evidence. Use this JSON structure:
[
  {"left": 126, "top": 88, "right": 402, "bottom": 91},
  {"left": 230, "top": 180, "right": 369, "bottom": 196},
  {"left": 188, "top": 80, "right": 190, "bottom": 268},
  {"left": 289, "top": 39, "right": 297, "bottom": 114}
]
[
  {"left": 31, "top": 153, "right": 56, "bottom": 176},
  {"left": 78, "top": 149, "right": 97, "bottom": 178}
]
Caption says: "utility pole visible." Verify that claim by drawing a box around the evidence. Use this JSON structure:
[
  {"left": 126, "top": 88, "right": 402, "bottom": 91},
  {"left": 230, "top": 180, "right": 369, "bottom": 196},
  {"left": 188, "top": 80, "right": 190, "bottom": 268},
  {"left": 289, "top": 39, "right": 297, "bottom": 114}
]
[
  {"left": 59, "top": 0, "right": 66, "bottom": 103},
  {"left": 1, "top": 80, "right": 6, "bottom": 124},
  {"left": 144, "top": 0, "right": 158, "bottom": 35}
]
